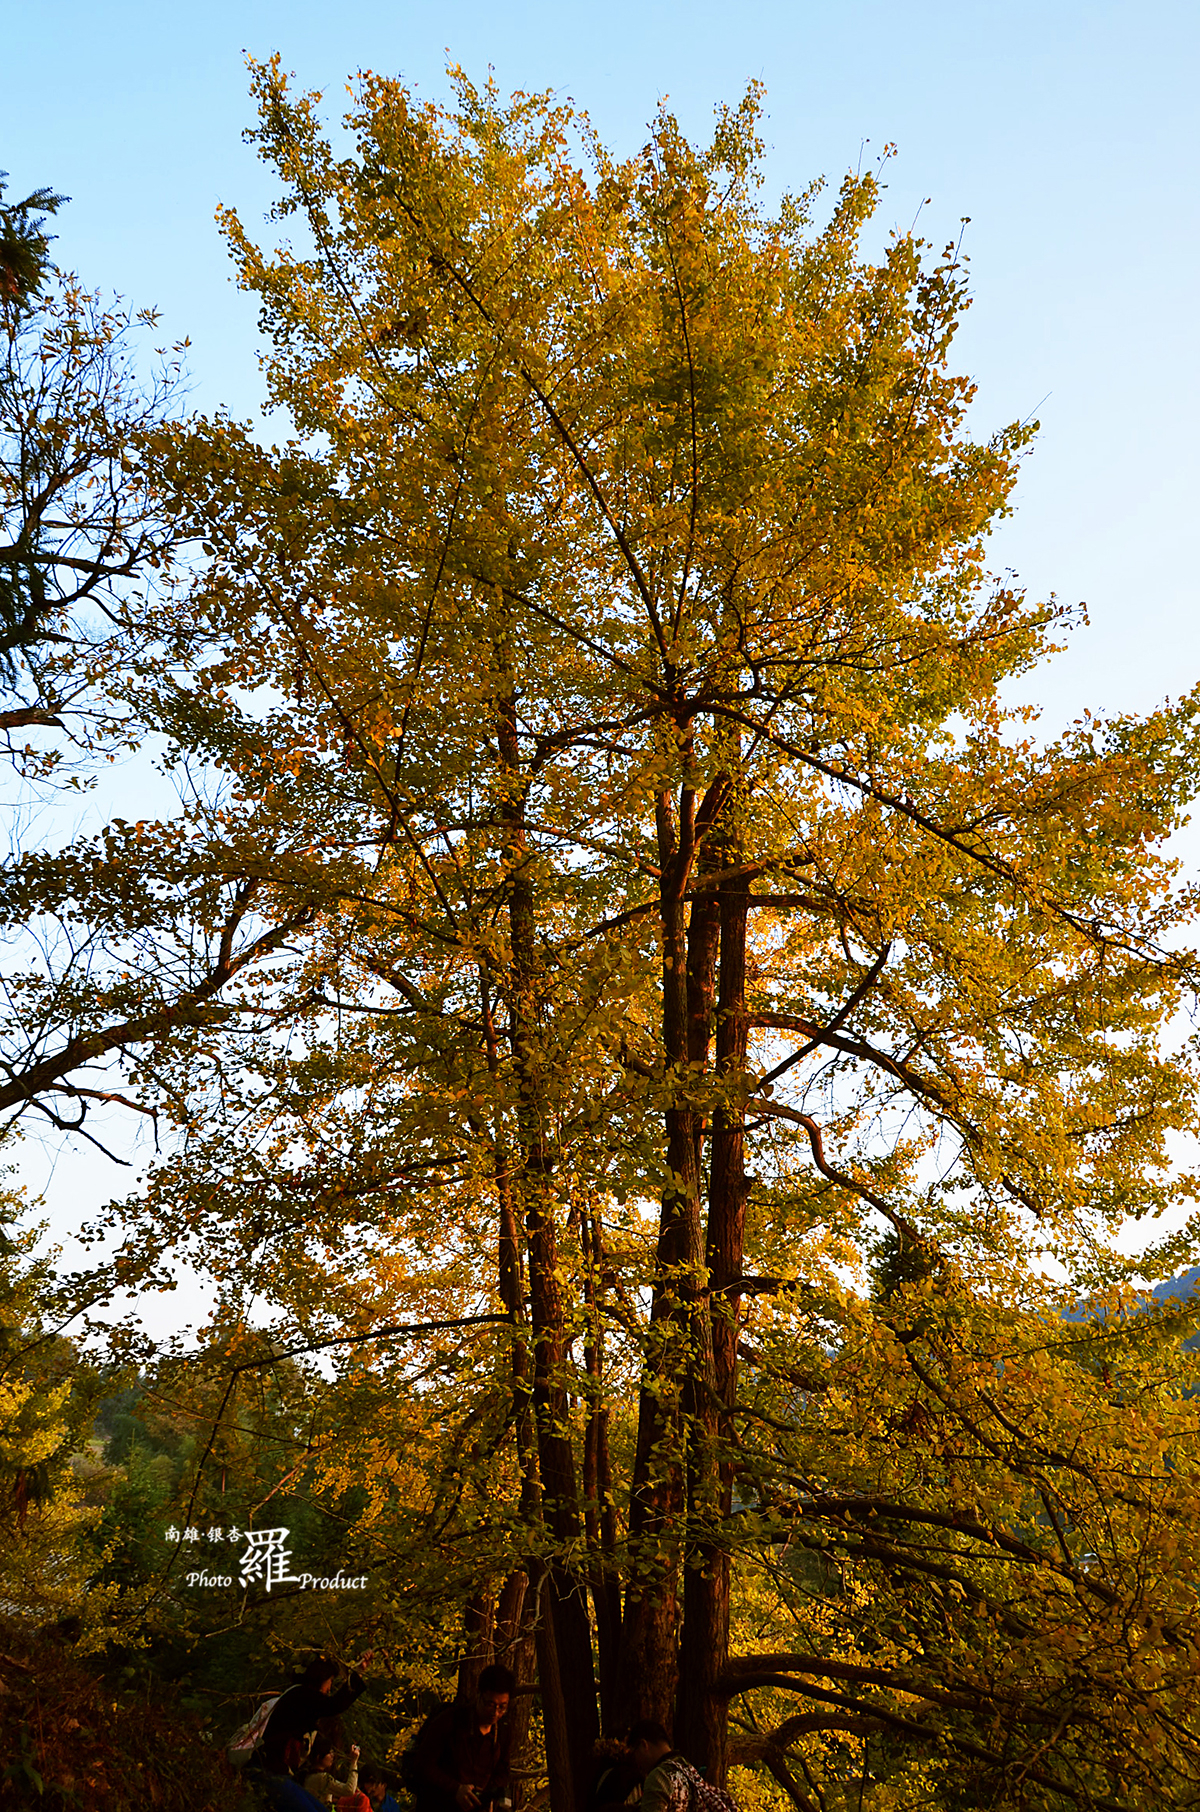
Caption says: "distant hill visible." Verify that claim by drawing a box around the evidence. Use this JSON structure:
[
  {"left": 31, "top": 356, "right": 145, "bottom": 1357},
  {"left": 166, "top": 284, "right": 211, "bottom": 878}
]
[
  {"left": 1061, "top": 1268, "right": 1200, "bottom": 1349},
  {"left": 1149, "top": 1266, "right": 1200, "bottom": 1306}
]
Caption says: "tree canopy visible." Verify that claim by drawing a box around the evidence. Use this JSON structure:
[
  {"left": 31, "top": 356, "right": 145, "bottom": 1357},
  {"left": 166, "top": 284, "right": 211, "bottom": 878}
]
[{"left": 5, "top": 64, "right": 1200, "bottom": 1812}]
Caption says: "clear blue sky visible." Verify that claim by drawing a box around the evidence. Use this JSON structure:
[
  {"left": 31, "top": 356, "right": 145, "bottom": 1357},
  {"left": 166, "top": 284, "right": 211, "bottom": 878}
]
[
  {"left": 6, "top": 1, "right": 1200, "bottom": 1292},
  {"left": 7, "top": 0, "right": 1198, "bottom": 721}
]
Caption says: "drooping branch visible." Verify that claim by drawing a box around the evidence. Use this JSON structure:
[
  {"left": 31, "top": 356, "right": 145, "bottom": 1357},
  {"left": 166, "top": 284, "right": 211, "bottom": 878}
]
[
  {"left": 0, "top": 894, "right": 313, "bottom": 1120},
  {"left": 751, "top": 1102, "right": 920, "bottom": 1242}
]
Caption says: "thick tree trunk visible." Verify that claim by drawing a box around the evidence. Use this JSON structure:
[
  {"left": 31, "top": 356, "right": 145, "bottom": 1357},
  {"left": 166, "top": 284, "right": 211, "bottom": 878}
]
[
  {"left": 494, "top": 1137, "right": 539, "bottom": 1520},
  {"left": 616, "top": 786, "right": 698, "bottom": 1728},
  {"left": 496, "top": 1574, "right": 536, "bottom": 1812},
  {"left": 582, "top": 1210, "right": 622, "bottom": 1729},
  {"left": 498, "top": 681, "right": 598, "bottom": 1807},
  {"left": 458, "top": 1589, "right": 496, "bottom": 1702},
  {"left": 677, "top": 852, "right": 749, "bottom": 1784},
  {"left": 481, "top": 951, "right": 539, "bottom": 1523},
  {"left": 526, "top": 1184, "right": 600, "bottom": 1807},
  {"left": 686, "top": 878, "right": 721, "bottom": 1169},
  {"left": 618, "top": 775, "right": 729, "bottom": 1733},
  {"left": 532, "top": 1562, "right": 574, "bottom": 1812}
]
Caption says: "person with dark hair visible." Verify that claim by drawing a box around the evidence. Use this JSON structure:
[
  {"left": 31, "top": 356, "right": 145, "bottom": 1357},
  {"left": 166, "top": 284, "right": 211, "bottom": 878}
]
[
  {"left": 586, "top": 1737, "right": 642, "bottom": 1812},
  {"left": 627, "top": 1723, "right": 737, "bottom": 1812},
  {"left": 259, "top": 1655, "right": 371, "bottom": 1775},
  {"left": 359, "top": 1764, "right": 402, "bottom": 1812},
  {"left": 411, "top": 1665, "right": 516, "bottom": 1812},
  {"left": 626, "top": 1724, "right": 669, "bottom": 1749},
  {"left": 304, "top": 1736, "right": 361, "bottom": 1805},
  {"left": 626, "top": 1725, "right": 671, "bottom": 1785}
]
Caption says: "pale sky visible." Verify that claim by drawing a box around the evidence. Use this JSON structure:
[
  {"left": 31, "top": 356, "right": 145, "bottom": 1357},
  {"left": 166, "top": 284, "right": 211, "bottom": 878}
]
[
  {"left": 5, "top": 0, "right": 1200, "bottom": 1301},
  {"left": 8, "top": 0, "right": 1196, "bottom": 721}
]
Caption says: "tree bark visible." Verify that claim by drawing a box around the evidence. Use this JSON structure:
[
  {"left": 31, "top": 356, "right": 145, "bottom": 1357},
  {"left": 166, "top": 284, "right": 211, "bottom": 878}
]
[
  {"left": 458, "top": 1589, "right": 496, "bottom": 1701},
  {"left": 498, "top": 678, "right": 598, "bottom": 1805},
  {"left": 677, "top": 836, "right": 749, "bottom": 1783},
  {"left": 496, "top": 1574, "right": 536, "bottom": 1812},
  {"left": 616, "top": 783, "right": 698, "bottom": 1729},
  {"left": 493, "top": 1130, "right": 538, "bottom": 1522},
  {"left": 618, "top": 773, "right": 729, "bottom": 1732},
  {"left": 582, "top": 1208, "right": 622, "bottom": 1729},
  {"left": 532, "top": 1562, "right": 575, "bottom": 1812}
]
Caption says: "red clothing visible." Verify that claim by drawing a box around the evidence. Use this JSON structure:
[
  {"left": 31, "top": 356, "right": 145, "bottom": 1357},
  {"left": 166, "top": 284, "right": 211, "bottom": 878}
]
[{"left": 413, "top": 1702, "right": 512, "bottom": 1811}]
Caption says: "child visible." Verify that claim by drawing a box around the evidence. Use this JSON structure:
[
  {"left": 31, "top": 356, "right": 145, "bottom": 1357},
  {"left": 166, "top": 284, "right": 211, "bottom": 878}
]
[{"left": 304, "top": 1739, "right": 361, "bottom": 1805}]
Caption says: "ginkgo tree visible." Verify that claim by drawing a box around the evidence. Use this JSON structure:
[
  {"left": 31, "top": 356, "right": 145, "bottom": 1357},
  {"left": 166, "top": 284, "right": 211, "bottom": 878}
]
[{"left": 22, "top": 60, "right": 1200, "bottom": 1812}]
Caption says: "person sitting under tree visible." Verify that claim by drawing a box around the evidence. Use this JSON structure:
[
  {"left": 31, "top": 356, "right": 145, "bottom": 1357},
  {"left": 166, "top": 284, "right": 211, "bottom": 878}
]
[
  {"left": 627, "top": 1722, "right": 738, "bottom": 1812},
  {"left": 586, "top": 1736, "right": 642, "bottom": 1812},
  {"left": 411, "top": 1664, "right": 515, "bottom": 1812},
  {"left": 359, "top": 1764, "right": 403, "bottom": 1812},
  {"left": 304, "top": 1737, "right": 361, "bottom": 1805}
]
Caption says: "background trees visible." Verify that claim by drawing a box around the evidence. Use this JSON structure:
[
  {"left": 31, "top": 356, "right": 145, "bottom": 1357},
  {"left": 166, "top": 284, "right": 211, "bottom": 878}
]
[
  {"left": 0, "top": 170, "right": 177, "bottom": 738},
  {"left": 0, "top": 198, "right": 329, "bottom": 1182},
  {"left": 6, "top": 66, "right": 1200, "bottom": 1812}
]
